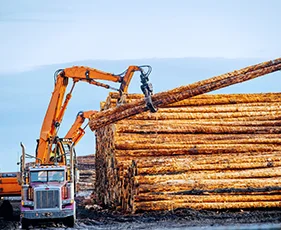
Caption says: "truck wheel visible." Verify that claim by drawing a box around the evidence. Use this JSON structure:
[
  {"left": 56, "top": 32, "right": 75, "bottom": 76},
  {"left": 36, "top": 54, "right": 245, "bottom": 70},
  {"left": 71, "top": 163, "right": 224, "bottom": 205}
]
[
  {"left": 64, "top": 215, "right": 75, "bottom": 228},
  {"left": 21, "top": 218, "right": 29, "bottom": 229}
]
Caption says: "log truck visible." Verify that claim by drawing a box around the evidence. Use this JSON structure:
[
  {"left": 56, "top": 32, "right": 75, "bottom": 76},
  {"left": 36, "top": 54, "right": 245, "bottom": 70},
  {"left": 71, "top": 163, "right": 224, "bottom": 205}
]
[{"left": 17, "top": 65, "right": 156, "bottom": 228}]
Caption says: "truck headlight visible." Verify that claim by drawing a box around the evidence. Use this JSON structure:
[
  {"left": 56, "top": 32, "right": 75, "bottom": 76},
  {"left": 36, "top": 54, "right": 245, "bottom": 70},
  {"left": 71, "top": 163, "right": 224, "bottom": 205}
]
[
  {"left": 62, "top": 199, "right": 74, "bottom": 205},
  {"left": 22, "top": 200, "right": 34, "bottom": 207}
]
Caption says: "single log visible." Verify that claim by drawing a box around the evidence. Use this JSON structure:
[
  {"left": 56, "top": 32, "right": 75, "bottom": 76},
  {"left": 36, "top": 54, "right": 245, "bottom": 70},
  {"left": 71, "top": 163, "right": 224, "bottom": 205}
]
[
  {"left": 108, "top": 92, "right": 281, "bottom": 101},
  {"left": 89, "top": 58, "right": 281, "bottom": 131},
  {"left": 129, "top": 111, "right": 281, "bottom": 121},
  {"left": 115, "top": 147, "right": 281, "bottom": 157},
  {"left": 137, "top": 177, "right": 281, "bottom": 193},
  {"left": 108, "top": 98, "right": 281, "bottom": 108},
  {"left": 115, "top": 134, "right": 281, "bottom": 145},
  {"left": 134, "top": 200, "right": 281, "bottom": 212},
  {"left": 135, "top": 167, "right": 281, "bottom": 185},
  {"left": 116, "top": 152, "right": 281, "bottom": 165},
  {"left": 125, "top": 105, "right": 281, "bottom": 114},
  {"left": 108, "top": 98, "right": 281, "bottom": 110},
  {"left": 115, "top": 123, "right": 281, "bottom": 135},
  {"left": 114, "top": 143, "right": 281, "bottom": 151},
  {"left": 116, "top": 133, "right": 281, "bottom": 142},
  {"left": 137, "top": 162, "right": 281, "bottom": 175},
  {"left": 117, "top": 154, "right": 281, "bottom": 169},
  {"left": 134, "top": 194, "right": 281, "bottom": 203},
  {"left": 117, "top": 119, "right": 281, "bottom": 127},
  {"left": 115, "top": 139, "right": 281, "bottom": 148},
  {"left": 128, "top": 114, "right": 281, "bottom": 122}
]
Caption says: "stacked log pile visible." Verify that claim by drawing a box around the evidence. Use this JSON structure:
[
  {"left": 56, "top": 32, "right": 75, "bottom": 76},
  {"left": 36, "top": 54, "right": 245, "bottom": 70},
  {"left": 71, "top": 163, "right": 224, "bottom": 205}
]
[
  {"left": 95, "top": 92, "right": 281, "bottom": 213},
  {"left": 92, "top": 58, "right": 281, "bottom": 213},
  {"left": 77, "top": 155, "right": 95, "bottom": 192}
]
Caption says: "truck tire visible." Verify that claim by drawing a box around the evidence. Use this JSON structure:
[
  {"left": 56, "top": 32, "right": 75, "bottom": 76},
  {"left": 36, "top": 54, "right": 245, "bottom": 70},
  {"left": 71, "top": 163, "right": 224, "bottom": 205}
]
[
  {"left": 1, "top": 200, "right": 13, "bottom": 220},
  {"left": 21, "top": 218, "right": 29, "bottom": 229},
  {"left": 64, "top": 215, "right": 75, "bottom": 228}
]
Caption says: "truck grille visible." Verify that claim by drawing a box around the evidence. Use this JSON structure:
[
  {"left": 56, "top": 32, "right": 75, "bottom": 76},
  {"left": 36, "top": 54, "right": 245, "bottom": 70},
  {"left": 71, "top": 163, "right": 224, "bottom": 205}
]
[{"left": 35, "top": 190, "right": 60, "bottom": 209}]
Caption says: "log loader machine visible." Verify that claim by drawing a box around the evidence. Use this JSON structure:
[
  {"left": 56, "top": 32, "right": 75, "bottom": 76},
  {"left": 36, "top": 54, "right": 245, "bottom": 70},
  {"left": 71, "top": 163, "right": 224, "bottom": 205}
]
[{"left": 16, "top": 65, "right": 156, "bottom": 228}]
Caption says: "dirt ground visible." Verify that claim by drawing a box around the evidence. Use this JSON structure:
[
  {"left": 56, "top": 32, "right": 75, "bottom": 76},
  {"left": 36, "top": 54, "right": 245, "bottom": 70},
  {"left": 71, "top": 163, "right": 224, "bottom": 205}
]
[
  {"left": 77, "top": 207, "right": 281, "bottom": 230},
  {"left": 2, "top": 199, "right": 281, "bottom": 230}
]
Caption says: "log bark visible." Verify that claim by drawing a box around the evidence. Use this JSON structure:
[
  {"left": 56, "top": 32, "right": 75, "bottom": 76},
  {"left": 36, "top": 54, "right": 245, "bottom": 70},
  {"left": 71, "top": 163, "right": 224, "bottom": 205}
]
[
  {"left": 115, "top": 123, "right": 281, "bottom": 135},
  {"left": 126, "top": 105, "right": 281, "bottom": 113},
  {"left": 115, "top": 143, "right": 281, "bottom": 151},
  {"left": 137, "top": 178, "right": 281, "bottom": 193},
  {"left": 134, "top": 201, "right": 281, "bottom": 212},
  {"left": 116, "top": 118, "right": 281, "bottom": 126},
  {"left": 117, "top": 154, "right": 280, "bottom": 170},
  {"left": 137, "top": 162, "right": 281, "bottom": 175},
  {"left": 130, "top": 111, "right": 281, "bottom": 121},
  {"left": 116, "top": 152, "right": 281, "bottom": 166},
  {"left": 115, "top": 133, "right": 281, "bottom": 145},
  {"left": 108, "top": 92, "right": 281, "bottom": 101},
  {"left": 116, "top": 133, "right": 281, "bottom": 141},
  {"left": 115, "top": 147, "right": 281, "bottom": 157},
  {"left": 134, "top": 167, "right": 281, "bottom": 185},
  {"left": 134, "top": 194, "right": 281, "bottom": 203},
  {"left": 108, "top": 99, "right": 281, "bottom": 109}
]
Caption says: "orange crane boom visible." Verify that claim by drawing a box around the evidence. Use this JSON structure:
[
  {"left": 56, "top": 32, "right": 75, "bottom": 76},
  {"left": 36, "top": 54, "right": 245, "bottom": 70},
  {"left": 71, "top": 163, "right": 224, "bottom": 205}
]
[
  {"left": 36, "top": 65, "right": 155, "bottom": 164},
  {"left": 64, "top": 110, "right": 97, "bottom": 146}
]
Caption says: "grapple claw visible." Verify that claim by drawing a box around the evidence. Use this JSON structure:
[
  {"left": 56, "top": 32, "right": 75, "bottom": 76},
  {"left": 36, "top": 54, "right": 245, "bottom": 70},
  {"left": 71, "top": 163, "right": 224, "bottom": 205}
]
[{"left": 141, "top": 85, "right": 157, "bottom": 113}]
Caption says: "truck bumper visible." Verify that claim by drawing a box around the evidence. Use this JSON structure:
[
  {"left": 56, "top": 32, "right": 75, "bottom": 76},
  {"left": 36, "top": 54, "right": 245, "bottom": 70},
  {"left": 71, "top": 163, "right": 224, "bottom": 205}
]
[{"left": 21, "top": 208, "right": 75, "bottom": 220}]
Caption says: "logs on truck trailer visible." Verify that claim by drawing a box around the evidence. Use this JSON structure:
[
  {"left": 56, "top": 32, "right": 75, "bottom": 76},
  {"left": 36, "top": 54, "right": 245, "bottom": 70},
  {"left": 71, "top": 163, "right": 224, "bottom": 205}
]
[
  {"left": 90, "top": 57, "right": 281, "bottom": 213},
  {"left": 94, "top": 92, "right": 281, "bottom": 213}
]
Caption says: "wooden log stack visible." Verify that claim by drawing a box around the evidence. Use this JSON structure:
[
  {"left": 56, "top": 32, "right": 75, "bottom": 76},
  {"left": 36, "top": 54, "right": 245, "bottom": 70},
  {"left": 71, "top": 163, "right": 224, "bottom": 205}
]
[
  {"left": 92, "top": 58, "right": 281, "bottom": 213},
  {"left": 94, "top": 92, "right": 281, "bottom": 213},
  {"left": 77, "top": 154, "right": 96, "bottom": 192}
]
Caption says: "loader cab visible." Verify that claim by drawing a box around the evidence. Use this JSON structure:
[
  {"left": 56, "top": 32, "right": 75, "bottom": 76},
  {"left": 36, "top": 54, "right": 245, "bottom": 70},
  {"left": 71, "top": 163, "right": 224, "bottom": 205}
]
[{"left": 35, "top": 137, "right": 75, "bottom": 165}]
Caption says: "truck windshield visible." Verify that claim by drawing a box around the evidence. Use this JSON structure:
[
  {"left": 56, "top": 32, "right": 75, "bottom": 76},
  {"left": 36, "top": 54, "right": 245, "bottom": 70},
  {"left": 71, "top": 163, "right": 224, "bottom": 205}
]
[{"left": 30, "top": 170, "right": 65, "bottom": 182}]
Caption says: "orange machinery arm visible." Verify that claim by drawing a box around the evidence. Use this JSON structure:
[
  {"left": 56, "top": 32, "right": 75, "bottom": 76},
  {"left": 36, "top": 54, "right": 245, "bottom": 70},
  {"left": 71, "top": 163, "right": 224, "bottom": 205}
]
[
  {"left": 64, "top": 110, "right": 97, "bottom": 146},
  {"left": 36, "top": 65, "right": 155, "bottom": 164}
]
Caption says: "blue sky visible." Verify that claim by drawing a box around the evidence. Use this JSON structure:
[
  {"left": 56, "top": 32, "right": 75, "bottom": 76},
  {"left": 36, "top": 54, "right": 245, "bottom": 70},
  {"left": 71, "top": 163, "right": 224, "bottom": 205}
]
[
  {"left": 1, "top": 0, "right": 281, "bottom": 72},
  {"left": 0, "top": 1, "right": 281, "bottom": 172}
]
